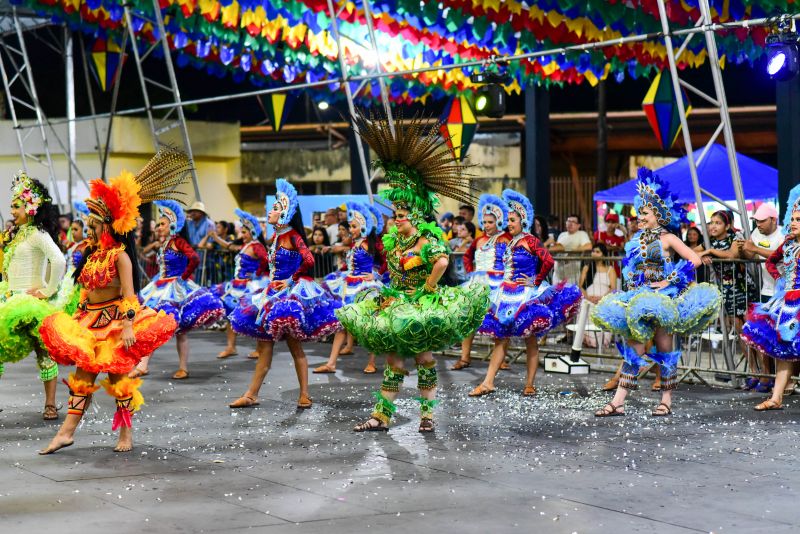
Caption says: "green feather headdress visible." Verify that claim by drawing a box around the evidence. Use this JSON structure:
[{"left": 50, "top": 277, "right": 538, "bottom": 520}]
[{"left": 353, "top": 110, "right": 478, "bottom": 217}]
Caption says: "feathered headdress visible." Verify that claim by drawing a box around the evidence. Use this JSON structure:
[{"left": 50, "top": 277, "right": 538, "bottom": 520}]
[
  {"left": 367, "top": 204, "right": 384, "bottom": 235},
  {"left": 346, "top": 201, "right": 372, "bottom": 236},
  {"left": 353, "top": 109, "right": 477, "bottom": 219},
  {"left": 784, "top": 183, "right": 800, "bottom": 234},
  {"left": 155, "top": 200, "right": 186, "bottom": 235},
  {"left": 633, "top": 167, "right": 687, "bottom": 234},
  {"left": 235, "top": 208, "right": 261, "bottom": 238},
  {"left": 478, "top": 193, "right": 509, "bottom": 231},
  {"left": 86, "top": 146, "right": 191, "bottom": 235},
  {"left": 269, "top": 178, "right": 298, "bottom": 226},
  {"left": 11, "top": 171, "right": 51, "bottom": 217},
  {"left": 502, "top": 189, "right": 534, "bottom": 232},
  {"left": 72, "top": 200, "right": 90, "bottom": 220}
]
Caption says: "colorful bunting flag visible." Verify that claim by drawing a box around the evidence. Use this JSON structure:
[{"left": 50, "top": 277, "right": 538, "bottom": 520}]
[
  {"left": 439, "top": 95, "right": 477, "bottom": 162},
  {"left": 90, "top": 37, "right": 124, "bottom": 92},
  {"left": 642, "top": 70, "right": 692, "bottom": 151}
]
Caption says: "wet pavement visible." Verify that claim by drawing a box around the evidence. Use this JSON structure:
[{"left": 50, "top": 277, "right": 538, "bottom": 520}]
[{"left": 1, "top": 331, "right": 798, "bottom": 533}]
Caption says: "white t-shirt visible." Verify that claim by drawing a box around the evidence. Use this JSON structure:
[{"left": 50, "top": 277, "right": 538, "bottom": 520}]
[
  {"left": 751, "top": 227, "right": 784, "bottom": 298},
  {"left": 554, "top": 230, "right": 591, "bottom": 285},
  {"left": 326, "top": 223, "right": 339, "bottom": 245}
]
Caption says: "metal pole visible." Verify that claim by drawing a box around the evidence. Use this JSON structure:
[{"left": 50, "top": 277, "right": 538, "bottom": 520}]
[
  {"left": 65, "top": 25, "right": 75, "bottom": 209},
  {"left": 326, "top": 0, "right": 373, "bottom": 203},
  {"left": 698, "top": 0, "right": 750, "bottom": 237},
  {"left": 77, "top": 32, "right": 105, "bottom": 165},
  {"left": 123, "top": 6, "right": 158, "bottom": 151},
  {"left": 101, "top": 28, "right": 128, "bottom": 181},
  {"left": 0, "top": 39, "right": 28, "bottom": 174},
  {"left": 362, "top": 0, "right": 394, "bottom": 138}
]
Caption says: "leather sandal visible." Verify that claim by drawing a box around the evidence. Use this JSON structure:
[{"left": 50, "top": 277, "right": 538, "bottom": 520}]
[
  {"left": 217, "top": 348, "right": 238, "bottom": 359},
  {"left": 339, "top": 348, "right": 354, "bottom": 356},
  {"left": 172, "top": 369, "right": 189, "bottom": 380},
  {"left": 229, "top": 395, "right": 259, "bottom": 408},
  {"left": 651, "top": 381, "right": 662, "bottom": 392},
  {"left": 451, "top": 359, "right": 471, "bottom": 370},
  {"left": 313, "top": 364, "right": 336, "bottom": 374},
  {"left": 363, "top": 363, "right": 377, "bottom": 374},
  {"left": 651, "top": 402, "right": 672, "bottom": 417},
  {"left": 522, "top": 385, "right": 537, "bottom": 397},
  {"left": 468, "top": 384, "right": 495, "bottom": 397},
  {"left": 247, "top": 351, "right": 260, "bottom": 359},
  {"left": 601, "top": 378, "right": 619, "bottom": 391},
  {"left": 353, "top": 417, "right": 388, "bottom": 432},
  {"left": 754, "top": 399, "right": 783, "bottom": 411},
  {"left": 42, "top": 404, "right": 59, "bottom": 421},
  {"left": 499, "top": 361, "right": 510, "bottom": 370},
  {"left": 297, "top": 395, "right": 312, "bottom": 409},
  {"left": 594, "top": 403, "right": 625, "bottom": 417},
  {"left": 128, "top": 368, "right": 149, "bottom": 378},
  {"left": 418, "top": 418, "right": 435, "bottom": 433}
]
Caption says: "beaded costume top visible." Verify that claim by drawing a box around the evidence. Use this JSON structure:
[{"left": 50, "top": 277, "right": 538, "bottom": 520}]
[
  {"left": 383, "top": 223, "right": 448, "bottom": 293},
  {"left": 346, "top": 239, "right": 375, "bottom": 277},
  {"left": 268, "top": 228, "right": 313, "bottom": 282},
  {"left": 464, "top": 233, "right": 508, "bottom": 274},
  {"left": 77, "top": 244, "right": 125, "bottom": 291},
  {"left": 767, "top": 239, "right": 800, "bottom": 290},
  {"left": 622, "top": 229, "right": 694, "bottom": 295},
  {"left": 158, "top": 236, "right": 199, "bottom": 280},
  {"left": 503, "top": 233, "right": 554, "bottom": 286},
  {"left": 234, "top": 242, "right": 268, "bottom": 281}
]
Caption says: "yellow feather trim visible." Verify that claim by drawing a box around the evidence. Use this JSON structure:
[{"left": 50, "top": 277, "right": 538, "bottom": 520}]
[
  {"left": 403, "top": 256, "right": 423, "bottom": 271},
  {"left": 66, "top": 373, "right": 101, "bottom": 396},
  {"left": 109, "top": 171, "right": 142, "bottom": 235},
  {"left": 100, "top": 376, "right": 144, "bottom": 412}
]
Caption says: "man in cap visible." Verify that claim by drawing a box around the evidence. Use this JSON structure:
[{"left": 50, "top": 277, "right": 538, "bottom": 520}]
[{"left": 185, "top": 201, "right": 215, "bottom": 248}]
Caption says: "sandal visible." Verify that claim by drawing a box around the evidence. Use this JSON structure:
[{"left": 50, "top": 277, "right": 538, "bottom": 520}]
[
  {"left": 128, "top": 368, "right": 149, "bottom": 379},
  {"left": 594, "top": 403, "right": 625, "bottom": 417},
  {"left": 468, "top": 384, "right": 495, "bottom": 397},
  {"left": 651, "top": 403, "right": 672, "bottom": 417},
  {"left": 363, "top": 363, "right": 377, "bottom": 374},
  {"left": 651, "top": 381, "right": 662, "bottom": 392},
  {"left": 754, "top": 399, "right": 783, "bottom": 411},
  {"left": 313, "top": 364, "right": 336, "bottom": 374},
  {"left": 499, "top": 361, "right": 510, "bottom": 370},
  {"left": 247, "top": 351, "right": 260, "bottom": 360},
  {"left": 229, "top": 395, "right": 259, "bottom": 408},
  {"left": 522, "top": 385, "right": 537, "bottom": 397},
  {"left": 754, "top": 381, "right": 774, "bottom": 394},
  {"left": 42, "top": 404, "right": 59, "bottom": 421},
  {"left": 601, "top": 378, "right": 619, "bottom": 392},
  {"left": 172, "top": 369, "right": 189, "bottom": 380},
  {"left": 217, "top": 349, "right": 238, "bottom": 359},
  {"left": 353, "top": 417, "right": 388, "bottom": 432},
  {"left": 339, "top": 348, "right": 354, "bottom": 356},
  {"left": 297, "top": 395, "right": 313, "bottom": 409},
  {"left": 451, "top": 359, "right": 471, "bottom": 370},
  {"left": 419, "top": 418, "right": 435, "bottom": 433}
]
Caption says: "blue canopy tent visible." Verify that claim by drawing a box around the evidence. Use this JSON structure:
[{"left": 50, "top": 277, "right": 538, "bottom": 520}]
[
  {"left": 594, "top": 144, "right": 777, "bottom": 205},
  {"left": 263, "top": 194, "right": 392, "bottom": 236}
]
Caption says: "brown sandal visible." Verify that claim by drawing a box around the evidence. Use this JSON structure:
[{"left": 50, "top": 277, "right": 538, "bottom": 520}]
[
  {"left": 42, "top": 404, "right": 59, "bottom": 421},
  {"left": 217, "top": 349, "right": 238, "bottom": 359},
  {"left": 128, "top": 368, "right": 149, "bottom": 378},
  {"left": 313, "top": 364, "right": 336, "bottom": 374},
  {"left": 172, "top": 369, "right": 189, "bottom": 380},
  {"left": 419, "top": 418, "right": 435, "bottom": 433},
  {"left": 754, "top": 399, "right": 783, "bottom": 411},
  {"left": 339, "top": 348, "right": 354, "bottom": 356},
  {"left": 353, "top": 417, "right": 388, "bottom": 432},
  {"left": 362, "top": 363, "right": 377, "bottom": 374},
  {"left": 451, "top": 359, "right": 471, "bottom": 370},
  {"left": 468, "top": 384, "right": 495, "bottom": 397},
  {"left": 499, "top": 361, "right": 510, "bottom": 370},
  {"left": 297, "top": 395, "right": 312, "bottom": 409},
  {"left": 651, "top": 402, "right": 672, "bottom": 417},
  {"left": 229, "top": 395, "right": 259, "bottom": 408},
  {"left": 522, "top": 385, "right": 537, "bottom": 397},
  {"left": 595, "top": 403, "right": 625, "bottom": 417},
  {"left": 247, "top": 351, "right": 260, "bottom": 360},
  {"left": 601, "top": 378, "right": 619, "bottom": 391}
]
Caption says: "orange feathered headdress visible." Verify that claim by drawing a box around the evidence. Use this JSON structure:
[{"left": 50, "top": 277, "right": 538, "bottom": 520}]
[{"left": 86, "top": 147, "right": 192, "bottom": 235}]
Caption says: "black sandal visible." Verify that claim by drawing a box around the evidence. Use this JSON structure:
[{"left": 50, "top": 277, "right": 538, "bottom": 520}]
[
  {"left": 594, "top": 403, "right": 625, "bottom": 417},
  {"left": 353, "top": 418, "right": 389, "bottom": 432},
  {"left": 418, "top": 418, "right": 435, "bottom": 433},
  {"left": 651, "top": 402, "right": 672, "bottom": 417}
]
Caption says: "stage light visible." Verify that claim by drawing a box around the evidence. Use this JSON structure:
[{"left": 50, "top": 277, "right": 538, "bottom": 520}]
[
  {"left": 475, "top": 93, "right": 488, "bottom": 112},
  {"left": 474, "top": 84, "right": 506, "bottom": 119},
  {"left": 765, "top": 26, "right": 799, "bottom": 81},
  {"left": 318, "top": 101, "right": 330, "bottom": 111}
]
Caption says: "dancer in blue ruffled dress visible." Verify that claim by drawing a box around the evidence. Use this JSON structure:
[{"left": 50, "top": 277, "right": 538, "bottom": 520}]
[
  {"left": 211, "top": 209, "right": 268, "bottom": 359},
  {"left": 469, "top": 189, "right": 582, "bottom": 397},
  {"left": 315, "top": 201, "right": 384, "bottom": 375},
  {"left": 742, "top": 184, "right": 800, "bottom": 411},
  {"left": 229, "top": 179, "right": 340, "bottom": 410},
  {"left": 136, "top": 200, "right": 226, "bottom": 379},
  {"left": 592, "top": 168, "right": 721, "bottom": 417}
]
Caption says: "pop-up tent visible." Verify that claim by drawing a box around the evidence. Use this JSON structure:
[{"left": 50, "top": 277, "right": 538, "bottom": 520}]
[{"left": 594, "top": 144, "right": 777, "bottom": 204}]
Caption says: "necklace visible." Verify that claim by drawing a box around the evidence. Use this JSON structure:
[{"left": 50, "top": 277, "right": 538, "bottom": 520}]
[{"left": 395, "top": 229, "right": 419, "bottom": 253}]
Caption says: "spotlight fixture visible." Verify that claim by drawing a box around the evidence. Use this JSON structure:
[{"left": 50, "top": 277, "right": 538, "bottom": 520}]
[
  {"left": 470, "top": 64, "right": 510, "bottom": 118},
  {"left": 318, "top": 101, "right": 330, "bottom": 110},
  {"left": 765, "top": 17, "right": 800, "bottom": 81}
]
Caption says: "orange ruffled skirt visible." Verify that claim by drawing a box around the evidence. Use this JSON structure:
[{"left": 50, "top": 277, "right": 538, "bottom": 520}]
[{"left": 40, "top": 298, "right": 177, "bottom": 374}]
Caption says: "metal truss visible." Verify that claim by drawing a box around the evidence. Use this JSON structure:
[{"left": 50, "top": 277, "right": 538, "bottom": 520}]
[{"left": 123, "top": 0, "right": 200, "bottom": 200}]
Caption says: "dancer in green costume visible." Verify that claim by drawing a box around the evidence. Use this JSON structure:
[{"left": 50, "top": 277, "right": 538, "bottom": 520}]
[{"left": 338, "top": 112, "right": 489, "bottom": 433}]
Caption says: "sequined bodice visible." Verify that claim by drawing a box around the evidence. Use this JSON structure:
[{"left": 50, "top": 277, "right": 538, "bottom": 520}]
[
  {"left": 623, "top": 229, "right": 672, "bottom": 287},
  {"left": 388, "top": 240, "right": 427, "bottom": 292},
  {"left": 475, "top": 234, "right": 506, "bottom": 273},
  {"left": 347, "top": 240, "right": 374, "bottom": 276},
  {"left": 503, "top": 233, "right": 538, "bottom": 280},
  {"left": 235, "top": 244, "right": 260, "bottom": 280},
  {"left": 781, "top": 240, "right": 800, "bottom": 290},
  {"left": 160, "top": 246, "right": 188, "bottom": 278},
  {"left": 270, "top": 244, "right": 301, "bottom": 281}
]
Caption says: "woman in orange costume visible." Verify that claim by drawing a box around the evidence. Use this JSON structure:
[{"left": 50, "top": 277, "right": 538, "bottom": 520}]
[{"left": 38, "top": 148, "right": 185, "bottom": 454}]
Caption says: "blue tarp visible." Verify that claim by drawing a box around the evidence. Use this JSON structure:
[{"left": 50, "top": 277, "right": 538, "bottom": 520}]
[
  {"left": 593, "top": 144, "right": 778, "bottom": 204},
  {"left": 264, "top": 194, "right": 392, "bottom": 229}
]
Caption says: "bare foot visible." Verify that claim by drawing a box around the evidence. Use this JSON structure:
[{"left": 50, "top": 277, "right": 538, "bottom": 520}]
[
  {"left": 114, "top": 427, "right": 133, "bottom": 452},
  {"left": 39, "top": 433, "right": 74, "bottom": 455}
]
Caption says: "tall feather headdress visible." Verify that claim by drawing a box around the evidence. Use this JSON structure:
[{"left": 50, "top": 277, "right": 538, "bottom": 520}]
[
  {"left": 784, "top": 183, "right": 800, "bottom": 234},
  {"left": 86, "top": 146, "right": 192, "bottom": 235},
  {"left": 633, "top": 167, "right": 687, "bottom": 234},
  {"left": 352, "top": 109, "right": 477, "bottom": 216}
]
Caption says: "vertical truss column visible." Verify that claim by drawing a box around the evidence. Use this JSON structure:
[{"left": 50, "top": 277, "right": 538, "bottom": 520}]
[{"left": 123, "top": 1, "right": 201, "bottom": 200}]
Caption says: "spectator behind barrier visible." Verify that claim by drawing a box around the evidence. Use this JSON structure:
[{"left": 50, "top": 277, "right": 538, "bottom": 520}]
[
  {"left": 534, "top": 215, "right": 555, "bottom": 248},
  {"left": 310, "top": 226, "right": 337, "bottom": 278},
  {"left": 549, "top": 213, "right": 592, "bottom": 285},
  {"left": 578, "top": 242, "right": 616, "bottom": 348}
]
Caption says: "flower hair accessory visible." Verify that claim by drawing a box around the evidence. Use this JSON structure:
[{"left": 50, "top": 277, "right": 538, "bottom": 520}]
[
  {"left": 633, "top": 167, "right": 687, "bottom": 234},
  {"left": 346, "top": 201, "right": 372, "bottom": 236},
  {"left": 11, "top": 172, "right": 50, "bottom": 217},
  {"left": 271, "top": 178, "right": 298, "bottom": 226},
  {"left": 155, "top": 200, "right": 186, "bottom": 235},
  {"left": 478, "top": 193, "right": 508, "bottom": 231},
  {"left": 235, "top": 208, "right": 261, "bottom": 238},
  {"left": 501, "top": 189, "right": 534, "bottom": 232}
]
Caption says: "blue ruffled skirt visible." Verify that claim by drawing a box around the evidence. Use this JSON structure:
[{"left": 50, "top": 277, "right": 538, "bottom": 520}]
[
  {"left": 742, "top": 289, "right": 800, "bottom": 361},
  {"left": 478, "top": 280, "right": 582, "bottom": 338},
  {"left": 212, "top": 279, "right": 254, "bottom": 315},
  {"left": 229, "top": 277, "right": 341, "bottom": 342},
  {"left": 322, "top": 272, "right": 383, "bottom": 305},
  {"left": 592, "top": 283, "right": 721, "bottom": 343},
  {"left": 139, "top": 275, "right": 225, "bottom": 333}
]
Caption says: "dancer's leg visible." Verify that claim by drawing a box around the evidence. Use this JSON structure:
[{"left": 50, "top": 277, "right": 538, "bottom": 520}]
[
  {"left": 35, "top": 348, "right": 59, "bottom": 419},
  {"left": 286, "top": 337, "right": 311, "bottom": 407},
  {"left": 175, "top": 333, "right": 189, "bottom": 376},
  {"left": 314, "top": 330, "right": 345, "bottom": 372},
  {"left": 452, "top": 335, "right": 474, "bottom": 369},
  {"left": 341, "top": 333, "right": 354, "bottom": 355},
  {"left": 523, "top": 336, "right": 539, "bottom": 395},
  {"left": 469, "top": 338, "right": 508, "bottom": 394},
  {"left": 105, "top": 373, "right": 142, "bottom": 452},
  {"left": 756, "top": 359, "right": 793, "bottom": 409},
  {"left": 416, "top": 352, "right": 437, "bottom": 432},
  {"left": 218, "top": 325, "right": 238, "bottom": 358},
  {"left": 129, "top": 354, "right": 151, "bottom": 378},
  {"left": 596, "top": 340, "right": 646, "bottom": 415},
  {"left": 230, "top": 340, "right": 274, "bottom": 407},
  {"left": 39, "top": 369, "right": 99, "bottom": 454},
  {"left": 354, "top": 354, "right": 407, "bottom": 431}
]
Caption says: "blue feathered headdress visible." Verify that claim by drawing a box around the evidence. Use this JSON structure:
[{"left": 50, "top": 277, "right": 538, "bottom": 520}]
[
  {"left": 478, "top": 193, "right": 509, "bottom": 231},
  {"left": 235, "top": 208, "right": 261, "bottom": 238},
  {"left": 346, "top": 201, "right": 373, "bottom": 236},
  {"left": 502, "top": 189, "right": 534, "bottom": 232},
  {"left": 271, "top": 178, "right": 298, "bottom": 226},
  {"left": 155, "top": 199, "right": 186, "bottom": 234},
  {"left": 634, "top": 168, "right": 687, "bottom": 233},
  {"left": 784, "top": 183, "right": 800, "bottom": 234},
  {"left": 72, "top": 200, "right": 89, "bottom": 220},
  {"left": 367, "top": 204, "right": 384, "bottom": 235}
]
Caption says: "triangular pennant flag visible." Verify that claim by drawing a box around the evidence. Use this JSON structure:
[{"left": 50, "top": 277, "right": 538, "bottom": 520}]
[
  {"left": 90, "top": 37, "right": 124, "bottom": 92},
  {"left": 266, "top": 92, "right": 298, "bottom": 132},
  {"left": 439, "top": 95, "right": 477, "bottom": 161},
  {"left": 641, "top": 70, "right": 691, "bottom": 151}
]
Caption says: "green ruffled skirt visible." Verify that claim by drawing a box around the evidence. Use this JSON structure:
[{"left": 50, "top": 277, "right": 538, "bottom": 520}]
[{"left": 336, "top": 284, "right": 490, "bottom": 357}]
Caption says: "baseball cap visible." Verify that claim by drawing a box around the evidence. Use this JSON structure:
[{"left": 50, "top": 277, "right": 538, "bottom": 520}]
[
  {"left": 440, "top": 212, "right": 454, "bottom": 221},
  {"left": 604, "top": 212, "right": 620, "bottom": 223},
  {"left": 750, "top": 204, "right": 778, "bottom": 221}
]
